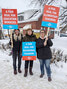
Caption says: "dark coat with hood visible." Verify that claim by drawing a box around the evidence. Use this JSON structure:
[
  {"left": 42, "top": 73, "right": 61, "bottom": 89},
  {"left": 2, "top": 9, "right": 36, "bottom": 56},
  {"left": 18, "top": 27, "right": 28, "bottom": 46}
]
[
  {"left": 36, "top": 37, "right": 53, "bottom": 60},
  {"left": 12, "top": 33, "right": 23, "bottom": 52}
]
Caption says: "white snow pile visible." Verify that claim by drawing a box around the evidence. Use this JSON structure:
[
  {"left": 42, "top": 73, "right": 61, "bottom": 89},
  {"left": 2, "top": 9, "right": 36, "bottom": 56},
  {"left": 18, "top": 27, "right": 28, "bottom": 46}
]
[
  {"left": 0, "top": 37, "right": 67, "bottom": 89},
  {"left": 52, "top": 36, "right": 67, "bottom": 55},
  {"left": 0, "top": 39, "right": 10, "bottom": 51},
  {"left": 0, "top": 39, "right": 9, "bottom": 45}
]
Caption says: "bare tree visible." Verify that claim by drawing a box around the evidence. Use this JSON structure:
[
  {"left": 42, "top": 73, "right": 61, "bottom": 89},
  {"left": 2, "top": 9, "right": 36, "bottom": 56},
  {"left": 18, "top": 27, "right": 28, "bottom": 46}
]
[{"left": 30, "top": 0, "right": 56, "bottom": 6}]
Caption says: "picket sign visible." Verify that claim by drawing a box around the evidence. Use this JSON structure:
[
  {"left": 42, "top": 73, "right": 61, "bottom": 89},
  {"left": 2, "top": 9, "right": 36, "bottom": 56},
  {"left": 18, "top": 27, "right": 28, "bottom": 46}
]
[
  {"left": 22, "top": 42, "right": 36, "bottom": 60},
  {"left": 41, "top": 5, "right": 60, "bottom": 39},
  {"left": 2, "top": 9, "right": 18, "bottom": 29}
]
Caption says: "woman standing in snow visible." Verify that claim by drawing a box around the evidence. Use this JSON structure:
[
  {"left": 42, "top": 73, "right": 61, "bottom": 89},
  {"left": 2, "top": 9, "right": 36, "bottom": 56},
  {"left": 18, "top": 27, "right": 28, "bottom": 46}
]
[
  {"left": 36, "top": 30, "right": 53, "bottom": 81},
  {"left": 11, "top": 29, "right": 23, "bottom": 75},
  {"left": 23, "top": 28, "right": 37, "bottom": 77}
]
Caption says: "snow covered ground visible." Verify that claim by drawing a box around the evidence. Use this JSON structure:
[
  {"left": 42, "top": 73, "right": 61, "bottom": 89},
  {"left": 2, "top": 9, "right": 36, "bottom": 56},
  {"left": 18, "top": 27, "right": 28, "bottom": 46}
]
[
  {"left": 0, "top": 37, "right": 67, "bottom": 89},
  {"left": 52, "top": 36, "right": 67, "bottom": 55}
]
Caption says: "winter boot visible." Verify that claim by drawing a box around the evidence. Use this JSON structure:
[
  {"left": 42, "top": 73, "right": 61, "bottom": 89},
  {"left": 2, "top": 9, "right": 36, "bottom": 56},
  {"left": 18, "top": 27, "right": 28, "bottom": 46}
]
[
  {"left": 24, "top": 69, "right": 28, "bottom": 77},
  {"left": 14, "top": 70, "right": 17, "bottom": 75},
  {"left": 18, "top": 69, "right": 22, "bottom": 73},
  {"left": 48, "top": 77, "right": 52, "bottom": 82},
  {"left": 29, "top": 67, "right": 33, "bottom": 75},
  {"left": 40, "top": 74, "right": 44, "bottom": 78}
]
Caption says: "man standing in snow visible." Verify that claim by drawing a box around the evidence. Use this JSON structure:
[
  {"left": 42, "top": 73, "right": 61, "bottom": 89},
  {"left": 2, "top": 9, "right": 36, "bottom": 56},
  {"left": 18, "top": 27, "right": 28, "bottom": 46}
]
[
  {"left": 36, "top": 30, "right": 53, "bottom": 81},
  {"left": 11, "top": 29, "right": 23, "bottom": 75}
]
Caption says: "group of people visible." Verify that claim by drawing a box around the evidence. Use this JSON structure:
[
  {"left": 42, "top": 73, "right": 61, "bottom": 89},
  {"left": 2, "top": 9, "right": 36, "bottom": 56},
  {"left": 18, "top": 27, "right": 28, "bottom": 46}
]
[{"left": 10, "top": 28, "right": 53, "bottom": 82}]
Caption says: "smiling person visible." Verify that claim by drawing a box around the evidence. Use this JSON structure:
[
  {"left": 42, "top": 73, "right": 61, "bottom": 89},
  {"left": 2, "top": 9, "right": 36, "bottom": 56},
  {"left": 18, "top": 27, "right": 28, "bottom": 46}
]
[
  {"left": 11, "top": 29, "right": 23, "bottom": 75},
  {"left": 36, "top": 30, "right": 53, "bottom": 82},
  {"left": 23, "top": 28, "right": 37, "bottom": 77}
]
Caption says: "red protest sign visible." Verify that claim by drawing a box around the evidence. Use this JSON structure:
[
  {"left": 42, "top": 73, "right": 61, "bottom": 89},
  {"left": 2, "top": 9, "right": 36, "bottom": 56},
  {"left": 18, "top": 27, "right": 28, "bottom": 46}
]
[
  {"left": 42, "top": 5, "right": 60, "bottom": 23},
  {"left": 2, "top": 9, "right": 18, "bottom": 25}
]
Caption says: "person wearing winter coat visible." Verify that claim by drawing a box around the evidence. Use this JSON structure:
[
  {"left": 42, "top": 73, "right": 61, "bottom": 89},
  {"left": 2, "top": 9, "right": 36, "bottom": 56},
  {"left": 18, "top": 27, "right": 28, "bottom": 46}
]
[
  {"left": 23, "top": 28, "right": 37, "bottom": 77},
  {"left": 36, "top": 30, "right": 53, "bottom": 81},
  {"left": 11, "top": 29, "right": 23, "bottom": 75}
]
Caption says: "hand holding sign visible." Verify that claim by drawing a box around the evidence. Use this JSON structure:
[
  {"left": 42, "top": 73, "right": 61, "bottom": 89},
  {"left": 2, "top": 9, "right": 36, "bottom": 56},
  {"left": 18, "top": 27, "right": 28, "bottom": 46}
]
[{"left": 44, "top": 37, "right": 48, "bottom": 46}]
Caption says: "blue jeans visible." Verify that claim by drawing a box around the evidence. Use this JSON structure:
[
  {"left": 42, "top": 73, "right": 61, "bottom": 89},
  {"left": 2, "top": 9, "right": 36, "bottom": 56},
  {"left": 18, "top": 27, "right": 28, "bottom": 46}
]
[{"left": 39, "top": 59, "right": 51, "bottom": 77}]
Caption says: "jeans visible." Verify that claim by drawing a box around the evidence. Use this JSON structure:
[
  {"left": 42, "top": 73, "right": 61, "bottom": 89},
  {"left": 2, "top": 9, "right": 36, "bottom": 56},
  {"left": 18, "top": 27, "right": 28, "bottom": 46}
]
[
  {"left": 13, "top": 51, "right": 21, "bottom": 71},
  {"left": 39, "top": 59, "right": 51, "bottom": 77}
]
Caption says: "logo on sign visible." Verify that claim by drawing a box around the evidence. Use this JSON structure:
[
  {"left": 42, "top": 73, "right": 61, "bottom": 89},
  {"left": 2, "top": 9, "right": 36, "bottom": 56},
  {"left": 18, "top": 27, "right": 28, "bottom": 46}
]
[
  {"left": 28, "top": 57, "right": 31, "bottom": 60},
  {"left": 9, "top": 26, "right": 12, "bottom": 28},
  {"left": 48, "top": 23, "right": 51, "bottom": 26}
]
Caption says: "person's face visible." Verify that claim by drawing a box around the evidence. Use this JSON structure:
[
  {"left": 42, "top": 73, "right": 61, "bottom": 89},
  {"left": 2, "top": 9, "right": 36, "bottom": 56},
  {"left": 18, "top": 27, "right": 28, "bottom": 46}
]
[
  {"left": 27, "top": 30, "right": 32, "bottom": 35},
  {"left": 40, "top": 31, "right": 45, "bottom": 38},
  {"left": 15, "top": 30, "right": 19, "bottom": 35}
]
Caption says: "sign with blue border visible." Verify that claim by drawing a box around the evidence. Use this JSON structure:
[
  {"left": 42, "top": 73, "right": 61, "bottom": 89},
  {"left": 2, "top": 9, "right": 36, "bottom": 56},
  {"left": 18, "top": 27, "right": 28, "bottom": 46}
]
[{"left": 22, "top": 42, "right": 36, "bottom": 56}]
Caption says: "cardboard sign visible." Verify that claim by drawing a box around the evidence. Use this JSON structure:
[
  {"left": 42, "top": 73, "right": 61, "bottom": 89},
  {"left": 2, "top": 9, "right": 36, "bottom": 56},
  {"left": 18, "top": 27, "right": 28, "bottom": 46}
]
[
  {"left": 22, "top": 42, "right": 36, "bottom": 60},
  {"left": 2, "top": 9, "right": 18, "bottom": 29},
  {"left": 41, "top": 5, "right": 60, "bottom": 28}
]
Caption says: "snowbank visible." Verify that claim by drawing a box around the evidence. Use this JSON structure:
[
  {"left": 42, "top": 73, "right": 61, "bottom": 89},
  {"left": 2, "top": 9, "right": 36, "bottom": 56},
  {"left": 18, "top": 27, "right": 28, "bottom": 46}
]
[
  {"left": 0, "top": 39, "right": 9, "bottom": 45},
  {"left": 52, "top": 36, "right": 67, "bottom": 55}
]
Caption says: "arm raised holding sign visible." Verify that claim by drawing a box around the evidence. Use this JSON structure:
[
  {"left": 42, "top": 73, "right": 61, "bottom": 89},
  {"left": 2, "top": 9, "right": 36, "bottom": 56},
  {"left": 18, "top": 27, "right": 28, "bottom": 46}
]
[{"left": 36, "top": 29, "right": 53, "bottom": 81}]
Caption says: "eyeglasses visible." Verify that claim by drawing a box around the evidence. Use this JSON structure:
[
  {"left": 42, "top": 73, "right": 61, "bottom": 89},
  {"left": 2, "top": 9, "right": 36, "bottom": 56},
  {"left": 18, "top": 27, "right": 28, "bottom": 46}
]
[{"left": 40, "top": 32, "right": 45, "bottom": 33}]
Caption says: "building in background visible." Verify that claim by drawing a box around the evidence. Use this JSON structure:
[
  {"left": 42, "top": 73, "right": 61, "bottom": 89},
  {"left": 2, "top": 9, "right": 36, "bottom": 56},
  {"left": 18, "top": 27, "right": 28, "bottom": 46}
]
[{"left": 18, "top": 9, "right": 54, "bottom": 38}]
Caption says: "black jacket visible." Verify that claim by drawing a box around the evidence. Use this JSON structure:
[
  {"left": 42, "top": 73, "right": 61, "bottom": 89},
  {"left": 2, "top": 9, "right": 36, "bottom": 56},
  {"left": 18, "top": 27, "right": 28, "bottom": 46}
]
[
  {"left": 12, "top": 33, "right": 23, "bottom": 52},
  {"left": 36, "top": 37, "right": 53, "bottom": 60}
]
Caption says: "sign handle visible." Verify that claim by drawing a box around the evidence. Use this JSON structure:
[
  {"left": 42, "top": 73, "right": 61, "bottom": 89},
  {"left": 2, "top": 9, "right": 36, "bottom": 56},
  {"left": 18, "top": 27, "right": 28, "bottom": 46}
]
[
  {"left": 46, "top": 27, "right": 50, "bottom": 37},
  {"left": 45, "top": 27, "right": 50, "bottom": 44}
]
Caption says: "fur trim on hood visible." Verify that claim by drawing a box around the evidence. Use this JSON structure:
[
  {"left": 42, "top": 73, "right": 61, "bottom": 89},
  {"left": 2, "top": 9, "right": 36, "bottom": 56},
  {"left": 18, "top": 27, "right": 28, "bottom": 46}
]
[{"left": 13, "top": 33, "right": 22, "bottom": 41}]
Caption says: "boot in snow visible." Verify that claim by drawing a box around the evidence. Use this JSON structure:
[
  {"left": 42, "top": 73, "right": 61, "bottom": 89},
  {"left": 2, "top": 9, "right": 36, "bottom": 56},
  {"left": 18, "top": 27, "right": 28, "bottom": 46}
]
[
  {"left": 29, "top": 67, "right": 33, "bottom": 75},
  {"left": 24, "top": 69, "right": 28, "bottom": 77}
]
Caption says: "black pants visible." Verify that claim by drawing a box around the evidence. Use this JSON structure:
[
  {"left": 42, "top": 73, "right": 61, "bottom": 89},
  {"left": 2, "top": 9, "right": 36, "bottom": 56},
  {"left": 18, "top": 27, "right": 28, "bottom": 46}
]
[
  {"left": 13, "top": 50, "right": 21, "bottom": 71},
  {"left": 25, "top": 60, "right": 33, "bottom": 69}
]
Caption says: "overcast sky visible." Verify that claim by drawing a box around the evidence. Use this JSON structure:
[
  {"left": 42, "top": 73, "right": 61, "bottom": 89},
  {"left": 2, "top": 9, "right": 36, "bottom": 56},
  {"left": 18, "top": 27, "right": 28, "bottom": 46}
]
[
  {"left": 0, "top": 0, "right": 67, "bottom": 13},
  {"left": 0, "top": 0, "right": 39, "bottom": 13}
]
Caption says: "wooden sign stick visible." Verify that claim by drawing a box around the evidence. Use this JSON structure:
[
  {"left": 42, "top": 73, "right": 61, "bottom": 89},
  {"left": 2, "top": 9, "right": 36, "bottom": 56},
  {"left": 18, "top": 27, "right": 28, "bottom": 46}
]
[{"left": 46, "top": 27, "right": 50, "bottom": 37}]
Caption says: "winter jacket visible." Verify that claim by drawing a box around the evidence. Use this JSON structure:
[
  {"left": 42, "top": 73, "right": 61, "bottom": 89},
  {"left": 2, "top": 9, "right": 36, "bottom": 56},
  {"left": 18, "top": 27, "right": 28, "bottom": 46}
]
[
  {"left": 23, "top": 34, "right": 37, "bottom": 42},
  {"left": 36, "top": 37, "right": 53, "bottom": 60},
  {"left": 12, "top": 33, "right": 23, "bottom": 52}
]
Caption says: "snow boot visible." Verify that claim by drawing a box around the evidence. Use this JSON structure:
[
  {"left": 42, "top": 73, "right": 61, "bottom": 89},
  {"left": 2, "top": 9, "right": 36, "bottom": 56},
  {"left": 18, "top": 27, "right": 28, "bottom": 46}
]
[
  {"left": 29, "top": 67, "right": 33, "bottom": 75},
  {"left": 24, "top": 69, "right": 28, "bottom": 77},
  {"left": 14, "top": 70, "right": 17, "bottom": 75},
  {"left": 48, "top": 77, "right": 52, "bottom": 82},
  {"left": 18, "top": 69, "right": 22, "bottom": 73},
  {"left": 40, "top": 74, "right": 44, "bottom": 78}
]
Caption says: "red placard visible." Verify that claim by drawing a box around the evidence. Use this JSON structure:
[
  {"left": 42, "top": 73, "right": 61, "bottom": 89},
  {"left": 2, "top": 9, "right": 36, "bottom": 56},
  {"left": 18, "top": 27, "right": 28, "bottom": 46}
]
[
  {"left": 2, "top": 9, "right": 18, "bottom": 25},
  {"left": 42, "top": 5, "right": 60, "bottom": 23},
  {"left": 22, "top": 56, "right": 36, "bottom": 61}
]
